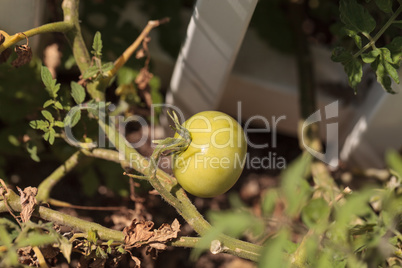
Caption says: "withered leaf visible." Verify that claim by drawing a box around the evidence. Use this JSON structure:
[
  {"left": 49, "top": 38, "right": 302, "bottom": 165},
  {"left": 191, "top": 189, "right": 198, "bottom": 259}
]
[
  {"left": 17, "top": 186, "right": 38, "bottom": 223},
  {"left": 135, "top": 67, "right": 153, "bottom": 91},
  {"left": 123, "top": 219, "right": 154, "bottom": 248},
  {"left": 0, "top": 48, "right": 11, "bottom": 63},
  {"left": 12, "top": 44, "right": 32, "bottom": 67},
  {"left": 130, "top": 254, "right": 141, "bottom": 268},
  {"left": 123, "top": 219, "right": 180, "bottom": 251},
  {"left": 148, "top": 219, "right": 180, "bottom": 250}
]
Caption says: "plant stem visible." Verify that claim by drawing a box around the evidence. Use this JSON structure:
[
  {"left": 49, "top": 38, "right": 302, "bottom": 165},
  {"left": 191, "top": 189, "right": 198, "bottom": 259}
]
[
  {"left": 62, "top": 0, "right": 91, "bottom": 74},
  {"left": 353, "top": 3, "right": 402, "bottom": 58},
  {"left": 104, "top": 18, "right": 170, "bottom": 81},
  {"left": 0, "top": 190, "right": 124, "bottom": 242},
  {"left": 36, "top": 151, "right": 82, "bottom": 202},
  {"left": 0, "top": 22, "right": 73, "bottom": 54},
  {"left": 96, "top": 119, "right": 262, "bottom": 261}
]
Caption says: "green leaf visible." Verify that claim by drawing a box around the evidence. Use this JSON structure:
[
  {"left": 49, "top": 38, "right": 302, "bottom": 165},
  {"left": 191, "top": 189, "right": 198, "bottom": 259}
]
[
  {"left": 386, "top": 149, "right": 402, "bottom": 178},
  {"left": 258, "top": 231, "right": 291, "bottom": 268},
  {"left": 26, "top": 144, "right": 40, "bottom": 162},
  {"left": 41, "top": 110, "right": 54, "bottom": 123},
  {"left": 54, "top": 121, "right": 64, "bottom": 128},
  {"left": 64, "top": 108, "right": 81, "bottom": 128},
  {"left": 43, "top": 99, "right": 54, "bottom": 108},
  {"left": 101, "top": 62, "right": 114, "bottom": 74},
  {"left": 88, "top": 228, "right": 98, "bottom": 244},
  {"left": 301, "top": 198, "right": 330, "bottom": 231},
  {"left": 375, "top": 0, "right": 393, "bottom": 13},
  {"left": 16, "top": 233, "right": 57, "bottom": 248},
  {"left": 361, "top": 49, "right": 380, "bottom": 63},
  {"left": 386, "top": 36, "right": 402, "bottom": 65},
  {"left": 48, "top": 127, "right": 56, "bottom": 145},
  {"left": 41, "top": 66, "right": 55, "bottom": 95},
  {"left": 41, "top": 66, "right": 60, "bottom": 98},
  {"left": 371, "top": 48, "right": 399, "bottom": 93},
  {"left": 339, "top": 0, "right": 376, "bottom": 34},
  {"left": 71, "top": 81, "right": 86, "bottom": 104},
  {"left": 82, "top": 65, "right": 100, "bottom": 79},
  {"left": 261, "top": 189, "right": 278, "bottom": 216},
  {"left": 281, "top": 154, "right": 312, "bottom": 217},
  {"left": 54, "top": 101, "right": 64, "bottom": 110},
  {"left": 344, "top": 57, "right": 363, "bottom": 91},
  {"left": 117, "top": 66, "right": 138, "bottom": 85},
  {"left": 29, "top": 120, "right": 49, "bottom": 130},
  {"left": 92, "top": 31, "right": 103, "bottom": 57}
]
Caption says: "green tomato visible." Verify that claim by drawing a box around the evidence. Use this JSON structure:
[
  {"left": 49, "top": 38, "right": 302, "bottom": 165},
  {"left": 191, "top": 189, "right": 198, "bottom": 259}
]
[{"left": 173, "top": 111, "right": 247, "bottom": 198}]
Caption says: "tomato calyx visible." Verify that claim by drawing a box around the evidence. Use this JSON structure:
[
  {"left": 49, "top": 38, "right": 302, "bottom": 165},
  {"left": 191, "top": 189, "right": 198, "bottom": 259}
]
[{"left": 153, "top": 111, "right": 191, "bottom": 155}]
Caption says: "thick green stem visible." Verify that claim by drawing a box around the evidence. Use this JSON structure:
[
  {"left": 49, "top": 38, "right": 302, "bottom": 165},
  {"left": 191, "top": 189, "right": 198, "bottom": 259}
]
[
  {"left": 36, "top": 151, "right": 82, "bottom": 202},
  {"left": 62, "top": 0, "right": 91, "bottom": 74},
  {"left": 0, "top": 22, "right": 73, "bottom": 54}
]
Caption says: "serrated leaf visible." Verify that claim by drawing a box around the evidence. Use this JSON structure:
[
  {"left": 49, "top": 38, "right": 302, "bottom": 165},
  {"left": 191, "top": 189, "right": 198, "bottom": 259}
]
[
  {"left": 344, "top": 57, "right": 363, "bottom": 91},
  {"left": 43, "top": 99, "right": 54, "bottom": 108},
  {"left": 340, "top": 0, "right": 376, "bottom": 34},
  {"left": 371, "top": 48, "right": 399, "bottom": 93},
  {"left": 71, "top": 81, "right": 86, "bottom": 104},
  {"left": 375, "top": 0, "right": 393, "bottom": 13},
  {"left": 41, "top": 110, "right": 54, "bottom": 123},
  {"left": 54, "top": 101, "right": 64, "bottom": 110},
  {"left": 64, "top": 108, "right": 81, "bottom": 128},
  {"left": 82, "top": 65, "right": 100, "bottom": 79},
  {"left": 386, "top": 36, "right": 402, "bottom": 65},
  {"left": 29, "top": 120, "right": 49, "bottom": 130},
  {"left": 361, "top": 49, "right": 380, "bottom": 63},
  {"left": 372, "top": 58, "right": 394, "bottom": 93},
  {"left": 41, "top": 66, "right": 60, "bottom": 98},
  {"left": 41, "top": 66, "right": 55, "bottom": 94},
  {"left": 92, "top": 31, "right": 103, "bottom": 57},
  {"left": 54, "top": 121, "right": 64, "bottom": 128}
]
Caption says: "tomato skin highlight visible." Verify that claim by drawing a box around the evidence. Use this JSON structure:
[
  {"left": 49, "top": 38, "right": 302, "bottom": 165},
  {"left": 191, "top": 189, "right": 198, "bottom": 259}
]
[{"left": 173, "top": 111, "right": 247, "bottom": 198}]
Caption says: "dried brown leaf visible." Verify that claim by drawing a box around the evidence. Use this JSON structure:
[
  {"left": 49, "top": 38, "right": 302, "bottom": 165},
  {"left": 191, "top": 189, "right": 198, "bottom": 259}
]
[
  {"left": 135, "top": 48, "right": 146, "bottom": 59},
  {"left": 12, "top": 44, "right": 32, "bottom": 67},
  {"left": 135, "top": 67, "right": 153, "bottom": 91},
  {"left": 148, "top": 219, "right": 180, "bottom": 250},
  {"left": 0, "top": 48, "right": 12, "bottom": 63},
  {"left": 130, "top": 254, "right": 141, "bottom": 268},
  {"left": 123, "top": 219, "right": 154, "bottom": 248},
  {"left": 17, "top": 186, "right": 38, "bottom": 222}
]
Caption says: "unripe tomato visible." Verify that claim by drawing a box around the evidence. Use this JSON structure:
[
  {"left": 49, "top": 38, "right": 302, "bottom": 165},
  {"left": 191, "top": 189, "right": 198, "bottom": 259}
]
[{"left": 173, "top": 111, "right": 247, "bottom": 198}]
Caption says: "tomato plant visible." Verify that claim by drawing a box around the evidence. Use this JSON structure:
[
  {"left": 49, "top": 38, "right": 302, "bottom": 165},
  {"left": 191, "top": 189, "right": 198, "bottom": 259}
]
[{"left": 173, "top": 111, "right": 247, "bottom": 198}]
